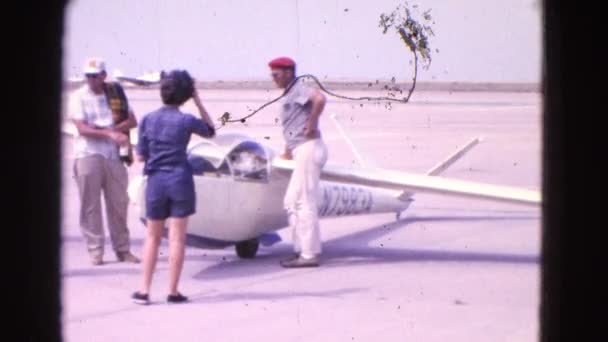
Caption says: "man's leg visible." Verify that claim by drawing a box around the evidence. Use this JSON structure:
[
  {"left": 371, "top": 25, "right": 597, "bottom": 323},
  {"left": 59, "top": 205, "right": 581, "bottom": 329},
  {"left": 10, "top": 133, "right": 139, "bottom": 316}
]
[
  {"left": 283, "top": 153, "right": 305, "bottom": 258},
  {"left": 295, "top": 140, "right": 326, "bottom": 259},
  {"left": 103, "top": 158, "right": 139, "bottom": 262},
  {"left": 281, "top": 140, "right": 328, "bottom": 267},
  {"left": 74, "top": 155, "right": 105, "bottom": 264}
]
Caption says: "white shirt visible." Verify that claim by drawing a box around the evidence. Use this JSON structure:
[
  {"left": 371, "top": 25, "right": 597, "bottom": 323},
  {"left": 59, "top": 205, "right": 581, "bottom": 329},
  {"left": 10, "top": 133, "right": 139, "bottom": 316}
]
[{"left": 68, "top": 85, "right": 119, "bottom": 160}]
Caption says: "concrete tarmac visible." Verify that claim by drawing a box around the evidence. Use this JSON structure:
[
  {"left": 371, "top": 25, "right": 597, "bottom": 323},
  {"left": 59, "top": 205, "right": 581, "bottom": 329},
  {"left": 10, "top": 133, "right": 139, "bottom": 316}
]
[{"left": 61, "top": 88, "right": 541, "bottom": 341}]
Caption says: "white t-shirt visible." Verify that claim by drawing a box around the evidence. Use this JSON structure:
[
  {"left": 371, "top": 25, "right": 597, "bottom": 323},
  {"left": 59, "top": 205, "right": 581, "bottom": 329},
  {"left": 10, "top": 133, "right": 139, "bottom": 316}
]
[{"left": 68, "top": 85, "right": 119, "bottom": 160}]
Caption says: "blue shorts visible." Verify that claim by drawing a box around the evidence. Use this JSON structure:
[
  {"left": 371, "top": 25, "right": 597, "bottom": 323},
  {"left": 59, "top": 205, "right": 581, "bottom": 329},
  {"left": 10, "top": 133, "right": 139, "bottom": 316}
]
[{"left": 146, "top": 171, "right": 196, "bottom": 220}]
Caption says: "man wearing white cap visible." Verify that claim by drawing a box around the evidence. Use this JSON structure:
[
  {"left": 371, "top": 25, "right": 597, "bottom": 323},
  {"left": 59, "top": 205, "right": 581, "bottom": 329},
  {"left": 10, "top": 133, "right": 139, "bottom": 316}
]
[{"left": 69, "top": 57, "right": 140, "bottom": 265}]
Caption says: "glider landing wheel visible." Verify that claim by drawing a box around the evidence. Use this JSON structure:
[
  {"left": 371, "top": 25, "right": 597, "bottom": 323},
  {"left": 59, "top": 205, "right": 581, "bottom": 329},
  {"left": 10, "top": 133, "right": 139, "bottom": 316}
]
[{"left": 235, "top": 238, "right": 259, "bottom": 259}]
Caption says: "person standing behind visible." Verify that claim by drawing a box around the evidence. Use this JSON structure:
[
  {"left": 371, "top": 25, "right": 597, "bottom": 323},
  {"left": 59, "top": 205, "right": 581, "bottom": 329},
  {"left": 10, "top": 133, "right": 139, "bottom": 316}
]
[
  {"left": 70, "top": 57, "right": 140, "bottom": 266},
  {"left": 131, "top": 70, "right": 215, "bottom": 305},
  {"left": 268, "top": 56, "right": 328, "bottom": 268}
]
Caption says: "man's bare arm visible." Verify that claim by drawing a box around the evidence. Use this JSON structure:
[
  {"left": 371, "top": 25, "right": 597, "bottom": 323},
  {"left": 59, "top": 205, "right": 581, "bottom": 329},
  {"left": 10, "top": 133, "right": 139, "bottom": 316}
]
[
  {"left": 280, "top": 147, "right": 293, "bottom": 160},
  {"left": 73, "top": 119, "right": 128, "bottom": 144},
  {"left": 113, "top": 110, "right": 137, "bottom": 133},
  {"left": 304, "top": 90, "right": 326, "bottom": 138}
]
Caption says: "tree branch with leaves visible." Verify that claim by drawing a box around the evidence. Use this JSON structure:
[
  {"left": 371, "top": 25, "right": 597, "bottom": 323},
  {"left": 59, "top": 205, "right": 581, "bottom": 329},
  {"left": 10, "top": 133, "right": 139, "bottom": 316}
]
[{"left": 379, "top": 1, "right": 435, "bottom": 102}]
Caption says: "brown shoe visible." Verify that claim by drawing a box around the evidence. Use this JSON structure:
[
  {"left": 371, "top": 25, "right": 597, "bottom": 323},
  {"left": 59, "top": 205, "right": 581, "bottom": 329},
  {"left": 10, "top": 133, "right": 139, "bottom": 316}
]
[
  {"left": 280, "top": 256, "right": 319, "bottom": 268},
  {"left": 116, "top": 251, "right": 141, "bottom": 263},
  {"left": 281, "top": 253, "right": 300, "bottom": 263},
  {"left": 91, "top": 255, "right": 104, "bottom": 266}
]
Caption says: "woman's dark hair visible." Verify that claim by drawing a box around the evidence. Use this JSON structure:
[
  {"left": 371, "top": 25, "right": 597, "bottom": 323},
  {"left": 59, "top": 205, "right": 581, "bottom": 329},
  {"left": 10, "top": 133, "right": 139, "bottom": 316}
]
[{"left": 160, "top": 70, "right": 194, "bottom": 106}]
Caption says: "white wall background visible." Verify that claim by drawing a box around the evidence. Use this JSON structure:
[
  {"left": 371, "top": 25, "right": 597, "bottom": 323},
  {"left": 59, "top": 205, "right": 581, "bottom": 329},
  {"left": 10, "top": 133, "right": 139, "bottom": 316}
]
[{"left": 63, "top": 0, "right": 542, "bottom": 83}]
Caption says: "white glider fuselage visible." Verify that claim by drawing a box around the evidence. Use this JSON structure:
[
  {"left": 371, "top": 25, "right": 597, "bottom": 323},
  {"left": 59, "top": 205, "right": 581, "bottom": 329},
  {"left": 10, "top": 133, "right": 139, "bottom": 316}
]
[{"left": 130, "top": 160, "right": 411, "bottom": 244}]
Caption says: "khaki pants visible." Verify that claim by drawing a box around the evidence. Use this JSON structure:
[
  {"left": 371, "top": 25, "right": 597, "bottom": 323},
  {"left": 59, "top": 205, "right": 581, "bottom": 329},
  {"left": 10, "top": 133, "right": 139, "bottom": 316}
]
[
  {"left": 73, "top": 155, "right": 131, "bottom": 257},
  {"left": 283, "top": 139, "right": 328, "bottom": 258}
]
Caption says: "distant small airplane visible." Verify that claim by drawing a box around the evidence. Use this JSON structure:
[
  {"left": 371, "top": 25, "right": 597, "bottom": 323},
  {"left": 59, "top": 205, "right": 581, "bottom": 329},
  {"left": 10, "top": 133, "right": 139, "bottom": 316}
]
[
  {"left": 113, "top": 69, "right": 166, "bottom": 86},
  {"left": 65, "top": 75, "right": 85, "bottom": 88},
  {"left": 67, "top": 75, "right": 84, "bottom": 83}
]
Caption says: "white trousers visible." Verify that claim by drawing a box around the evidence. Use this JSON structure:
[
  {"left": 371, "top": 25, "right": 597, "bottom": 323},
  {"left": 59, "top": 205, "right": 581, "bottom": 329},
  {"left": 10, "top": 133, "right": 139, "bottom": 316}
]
[{"left": 283, "top": 139, "right": 328, "bottom": 258}]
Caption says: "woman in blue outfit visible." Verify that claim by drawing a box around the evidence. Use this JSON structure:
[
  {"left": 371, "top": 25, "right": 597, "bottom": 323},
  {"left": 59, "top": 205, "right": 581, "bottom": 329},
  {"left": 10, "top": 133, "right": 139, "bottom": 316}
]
[{"left": 132, "top": 70, "right": 215, "bottom": 304}]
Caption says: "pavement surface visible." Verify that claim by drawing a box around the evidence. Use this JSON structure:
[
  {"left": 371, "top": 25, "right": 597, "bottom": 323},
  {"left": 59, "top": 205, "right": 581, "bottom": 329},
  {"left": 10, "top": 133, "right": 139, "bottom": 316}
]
[{"left": 60, "top": 88, "right": 542, "bottom": 342}]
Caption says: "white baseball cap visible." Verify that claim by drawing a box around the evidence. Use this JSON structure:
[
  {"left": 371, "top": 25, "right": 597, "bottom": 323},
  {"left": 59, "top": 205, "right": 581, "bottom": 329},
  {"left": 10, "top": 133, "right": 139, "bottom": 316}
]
[{"left": 83, "top": 57, "right": 106, "bottom": 74}]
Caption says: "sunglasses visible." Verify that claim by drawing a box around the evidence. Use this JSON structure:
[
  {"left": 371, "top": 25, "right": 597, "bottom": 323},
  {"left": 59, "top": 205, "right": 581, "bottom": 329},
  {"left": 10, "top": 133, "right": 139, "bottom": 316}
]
[{"left": 85, "top": 73, "right": 100, "bottom": 79}]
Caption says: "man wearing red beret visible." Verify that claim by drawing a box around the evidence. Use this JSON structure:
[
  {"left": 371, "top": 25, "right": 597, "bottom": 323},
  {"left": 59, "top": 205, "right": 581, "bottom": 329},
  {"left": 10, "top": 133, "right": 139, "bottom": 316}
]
[{"left": 268, "top": 56, "right": 328, "bottom": 268}]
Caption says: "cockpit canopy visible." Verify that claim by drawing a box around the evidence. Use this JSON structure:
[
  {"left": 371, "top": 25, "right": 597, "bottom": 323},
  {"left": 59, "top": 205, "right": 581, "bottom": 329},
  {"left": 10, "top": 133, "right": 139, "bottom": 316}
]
[
  {"left": 187, "top": 133, "right": 273, "bottom": 182},
  {"left": 225, "top": 141, "right": 269, "bottom": 181}
]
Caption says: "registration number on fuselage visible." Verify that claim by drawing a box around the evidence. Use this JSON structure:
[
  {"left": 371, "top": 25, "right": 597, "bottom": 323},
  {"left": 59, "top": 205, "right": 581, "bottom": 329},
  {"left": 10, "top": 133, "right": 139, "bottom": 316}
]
[{"left": 318, "top": 185, "right": 373, "bottom": 217}]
